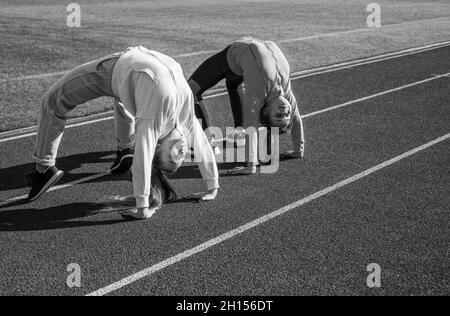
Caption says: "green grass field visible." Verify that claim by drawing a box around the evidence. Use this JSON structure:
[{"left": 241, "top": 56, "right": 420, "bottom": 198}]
[{"left": 0, "top": 0, "right": 449, "bottom": 132}]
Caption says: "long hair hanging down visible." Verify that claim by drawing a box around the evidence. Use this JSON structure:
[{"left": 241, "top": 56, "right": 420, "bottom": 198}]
[
  {"left": 98, "top": 141, "right": 183, "bottom": 212},
  {"left": 149, "top": 168, "right": 177, "bottom": 209},
  {"left": 97, "top": 168, "right": 177, "bottom": 212}
]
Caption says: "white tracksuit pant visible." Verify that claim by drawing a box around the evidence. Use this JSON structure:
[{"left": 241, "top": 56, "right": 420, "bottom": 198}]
[
  {"left": 34, "top": 46, "right": 219, "bottom": 208},
  {"left": 34, "top": 52, "right": 132, "bottom": 167}
]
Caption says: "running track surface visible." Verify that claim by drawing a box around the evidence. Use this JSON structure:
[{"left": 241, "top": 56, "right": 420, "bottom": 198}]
[{"left": 0, "top": 46, "right": 449, "bottom": 296}]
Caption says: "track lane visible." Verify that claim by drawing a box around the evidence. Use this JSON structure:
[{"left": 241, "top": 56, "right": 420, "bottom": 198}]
[
  {"left": 113, "top": 141, "right": 449, "bottom": 296},
  {"left": 1, "top": 46, "right": 449, "bottom": 202},
  {"left": 0, "top": 48, "right": 449, "bottom": 295},
  {"left": 101, "top": 79, "right": 450, "bottom": 296}
]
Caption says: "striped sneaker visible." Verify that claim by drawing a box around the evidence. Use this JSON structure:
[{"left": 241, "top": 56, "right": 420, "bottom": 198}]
[
  {"left": 27, "top": 166, "right": 64, "bottom": 201},
  {"left": 110, "top": 148, "right": 134, "bottom": 174}
]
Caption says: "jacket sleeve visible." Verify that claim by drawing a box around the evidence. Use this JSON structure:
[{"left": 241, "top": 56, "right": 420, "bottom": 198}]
[
  {"left": 285, "top": 87, "right": 305, "bottom": 154},
  {"left": 132, "top": 118, "right": 161, "bottom": 209},
  {"left": 189, "top": 117, "right": 220, "bottom": 190}
]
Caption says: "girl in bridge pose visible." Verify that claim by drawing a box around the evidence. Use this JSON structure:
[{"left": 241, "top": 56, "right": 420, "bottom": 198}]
[
  {"left": 28, "top": 46, "right": 219, "bottom": 219},
  {"left": 189, "top": 37, "right": 306, "bottom": 174}
]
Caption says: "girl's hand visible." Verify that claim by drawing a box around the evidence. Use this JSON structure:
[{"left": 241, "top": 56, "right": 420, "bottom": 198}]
[
  {"left": 183, "top": 189, "right": 218, "bottom": 202},
  {"left": 281, "top": 150, "right": 304, "bottom": 160},
  {"left": 227, "top": 163, "right": 257, "bottom": 176},
  {"left": 120, "top": 207, "right": 156, "bottom": 220}
]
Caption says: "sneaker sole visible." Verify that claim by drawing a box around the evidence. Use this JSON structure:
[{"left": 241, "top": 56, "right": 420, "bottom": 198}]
[
  {"left": 28, "top": 171, "right": 64, "bottom": 202},
  {"left": 110, "top": 154, "right": 134, "bottom": 174}
]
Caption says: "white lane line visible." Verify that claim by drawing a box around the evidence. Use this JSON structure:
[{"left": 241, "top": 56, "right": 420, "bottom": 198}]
[
  {"left": 1, "top": 71, "right": 448, "bottom": 204},
  {"left": 278, "top": 27, "right": 373, "bottom": 44},
  {"left": 1, "top": 17, "right": 448, "bottom": 84},
  {"left": 87, "top": 133, "right": 450, "bottom": 296},
  {"left": 302, "top": 72, "right": 450, "bottom": 118},
  {"left": 0, "top": 48, "right": 218, "bottom": 83},
  {"left": 212, "top": 72, "right": 450, "bottom": 142},
  {"left": 0, "top": 116, "right": 115, "bottom": 143},
  {"left": 0, "top": 72, "right": 66, "bottom": 84},
  {"left": 1, "top": 41, "right": 449, "bottom": 143},
  {"left": 174, "top": 50, "right": 217, "bottom": 58},
  {"left": 0, "top": 112, "right": 116, "bottom": 138},
  {"left": 169, "top": 25, "right": 392, "bottom": 57},
  {"left": 0, "top": 93, "right": 230, "bottom": 144},
  {"left": 278, "top": 16, "right": 450, "bottom": 44},
  {"left": 290, "top": 42, "right": 450, "bottom": 80}
]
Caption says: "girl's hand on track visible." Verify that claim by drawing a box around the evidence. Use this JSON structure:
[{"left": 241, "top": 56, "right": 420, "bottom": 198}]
[
  {"left": 183, "top": 189, "right": 218, "bottom": 202},
  {"left": 227, "top": 164, "right": 257, "bottom": 176},
  {"left": 120, "top": 207, "right": 156, "bottom": 220}
]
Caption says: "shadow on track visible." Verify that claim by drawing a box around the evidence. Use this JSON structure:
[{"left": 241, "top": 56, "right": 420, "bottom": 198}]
[
  {"left": 0, "top": 151, "right": 122, "bottom": 194},
  {"left": 0, "top": 202, "right": 125, "bottom": 232},
  {"left": 0, "top": 195, "right": 219, "bottom": 231},
  {"left": 0, "top": 150, "right": 256, "bottom": 195},
  {"left": 0, "top": 159, "right": 288, "bottom": 232},
  {"left": 170, "top": 162, "right": 247, "bottom": 180},
  {"left": 171, "top": 158, "right": 295, "bottom": 180}
]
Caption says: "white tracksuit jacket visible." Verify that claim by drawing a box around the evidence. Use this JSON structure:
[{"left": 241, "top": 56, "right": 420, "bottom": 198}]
[{"left": 111, "top": 47, "right": 219, "bottom": 208}]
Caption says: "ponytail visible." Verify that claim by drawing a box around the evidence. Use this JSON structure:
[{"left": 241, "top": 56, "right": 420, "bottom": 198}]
[
  {"left": 98, "top": 140, "right": 181, "bottom": 212},
  {"left": 97, "top": 168, "right": 177, "bottom": 212},
  {"left": 150, "top": 168, "right": 177, "bottom": 209}
]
